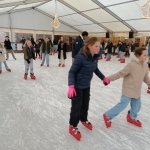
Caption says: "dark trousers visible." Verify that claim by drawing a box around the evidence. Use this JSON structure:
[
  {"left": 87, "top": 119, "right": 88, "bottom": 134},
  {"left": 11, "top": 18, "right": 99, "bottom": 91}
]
[
  {"left": 36, "top": 50, "right": 40, "bottom": 57},
  {"left": 69, "top": 87, "right": 90, "bottom": 127},
  {"left": 125, "top": 51, "right": 130, "bottom": 56}
]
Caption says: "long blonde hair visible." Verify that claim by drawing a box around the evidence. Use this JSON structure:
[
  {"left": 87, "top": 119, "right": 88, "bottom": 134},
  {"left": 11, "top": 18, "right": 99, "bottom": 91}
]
[
  {"left": 0, "top": 43, "right": 3, "bottom": 48},
  {"left": 82, "top": 37, "right": 99, "bottom": 58},
  {"left": 24, "top": 40, "right": 32, "bottom": 48}
]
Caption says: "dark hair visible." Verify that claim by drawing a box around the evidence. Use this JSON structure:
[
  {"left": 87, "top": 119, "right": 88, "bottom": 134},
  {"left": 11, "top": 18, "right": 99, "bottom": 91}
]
[
  {"left": 82, "top": 31, "right": 88, "bottom": 37},
  {"left": 134, "top": 47, "right": 147, "bottom": 56},
  {"left": 82, "top": 37, "right": 99, "bottom": 58},
  {"left": 5, "top": 36, "right": 9, "bottom": 38}
]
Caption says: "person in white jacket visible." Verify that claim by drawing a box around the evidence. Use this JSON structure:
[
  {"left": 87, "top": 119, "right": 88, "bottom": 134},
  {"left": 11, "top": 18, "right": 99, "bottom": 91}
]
[{"left": 0, "top": 43, "right": 11, "bottom": 74}]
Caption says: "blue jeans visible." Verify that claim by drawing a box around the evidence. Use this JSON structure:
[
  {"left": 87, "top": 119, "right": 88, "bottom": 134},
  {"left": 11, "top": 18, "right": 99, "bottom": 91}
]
[
  {"left": 53, "top": 45, "right": 58, "bottom": 52},
  {"left": 107, "top": 53, "right": 111, "bottom": 59},
  {"left": 0, "top": 61, "right": 9, "bottom": 70},
  {"left": 105, "top": 95, "right": 141, "bottom": 120},
  {"left": 118, "top": 51, "right": 122, "bottom": 58},
  {"left": 41, "top": 51, "right": 49, "bottom": 65}
]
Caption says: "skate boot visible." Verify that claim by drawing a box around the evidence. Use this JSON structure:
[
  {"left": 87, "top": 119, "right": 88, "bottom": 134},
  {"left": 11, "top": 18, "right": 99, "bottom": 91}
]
[
  {"left": 126, "top": 111, "right": 142, "bottom": 127},
  {"left": 120, "top": 59, "right": 125, "bottom": 63},
  {"left": 0, "top": 70, "right": 2, "bottom": 74},
  {"left": 7, "top": 69, "right": 11, "bottom": 72},
  {"left": 103, "top": 114, "right": 111, "bottom": 128},
  {"left": 40, "top": 64, "right": 43, "bottom": 66},
  {"left": 81, "top": 121, "right": 93, "bottom": 130},
  {"left": 58, "top": 63, "right": 61, "bottom": 67},
  {"left": 30, "top": 73, "right": 36, "bottom": 80},
  {"left": 24, "top": 73, "right": 27, "bottom": 80},
  {"left": 69, "top": 125, "right": 81, "bottom": 141},
  {"left": 147, "top": 89, "right": 150, "bottom": 94},
  {"left": 47, "top": 65, "right": 49, "bottom": 67},
  {"left": 62, "top": 64, "right": 65, "bottom": 67}
]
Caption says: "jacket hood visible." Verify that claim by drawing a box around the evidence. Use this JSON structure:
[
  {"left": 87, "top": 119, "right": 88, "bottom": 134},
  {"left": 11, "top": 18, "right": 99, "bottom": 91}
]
[{"left": 131, "top": 55, "right": 146, "bottom": 64}]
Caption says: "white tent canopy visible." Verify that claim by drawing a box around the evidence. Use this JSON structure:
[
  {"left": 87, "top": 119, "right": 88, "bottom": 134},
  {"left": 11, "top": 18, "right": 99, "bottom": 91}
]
[{"left": 0, "top": 0, "right": 149, "bottom": 34}]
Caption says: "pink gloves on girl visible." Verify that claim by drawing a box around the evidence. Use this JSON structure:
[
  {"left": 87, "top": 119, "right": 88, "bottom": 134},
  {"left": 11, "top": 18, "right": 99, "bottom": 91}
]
[
  {"left": 68, "top": 85, "right": 76, "bottom": 98},
  {"left": 103, "top": 78, "right": 110, "bottom": 85}
]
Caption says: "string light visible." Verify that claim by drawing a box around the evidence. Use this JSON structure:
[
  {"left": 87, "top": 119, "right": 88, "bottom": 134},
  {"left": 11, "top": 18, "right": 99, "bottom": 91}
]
[
  {"left": 140, "top": 0, "right": 150, "bottom": 18},
  {"left": 51, "top": 0, "right": 61, "bottom": 28}
]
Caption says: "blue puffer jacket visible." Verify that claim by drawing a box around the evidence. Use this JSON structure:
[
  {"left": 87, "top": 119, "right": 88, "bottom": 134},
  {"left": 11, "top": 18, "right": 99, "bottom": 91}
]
[
  {"left": 72, "top": 36, "right": 84, "bottom": 58},
  {"left": 68, "top": 50, "right": 105, "bottom": 89}
]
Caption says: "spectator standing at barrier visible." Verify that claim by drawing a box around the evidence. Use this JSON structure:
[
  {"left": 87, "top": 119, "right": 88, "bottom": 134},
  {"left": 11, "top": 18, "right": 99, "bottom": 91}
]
[{"left": 4, "top": 36, "right": 16, "bottom": 60}]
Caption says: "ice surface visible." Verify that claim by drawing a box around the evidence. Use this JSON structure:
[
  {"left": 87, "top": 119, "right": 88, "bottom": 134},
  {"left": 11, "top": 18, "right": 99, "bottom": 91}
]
[{"left": 0, "top": 52, "right": 150, "bottom": 150}]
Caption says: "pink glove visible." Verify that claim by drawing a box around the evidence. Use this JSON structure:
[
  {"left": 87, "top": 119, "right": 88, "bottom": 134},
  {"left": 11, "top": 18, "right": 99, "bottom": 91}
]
[
  {"left": 103, "top": 78, "right": 110, "bottom": 85},
  {"left": 68, "top": 85, "right": 77, "bottom": 98}
]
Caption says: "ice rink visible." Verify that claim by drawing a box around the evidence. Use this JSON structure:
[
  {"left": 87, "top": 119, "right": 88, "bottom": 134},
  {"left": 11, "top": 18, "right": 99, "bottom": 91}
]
[{"left": 0, "top": 52, "right": 150, "bottom": 150}]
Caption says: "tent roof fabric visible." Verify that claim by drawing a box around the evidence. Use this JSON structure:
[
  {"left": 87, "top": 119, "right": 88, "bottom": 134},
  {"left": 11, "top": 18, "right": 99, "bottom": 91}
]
[{"left": 0, "top": 0, "right": 149, "bottom": 33}]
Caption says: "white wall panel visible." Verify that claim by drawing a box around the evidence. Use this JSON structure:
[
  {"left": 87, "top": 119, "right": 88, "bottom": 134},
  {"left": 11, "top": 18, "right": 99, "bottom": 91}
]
[
  {"left": 126, "top": 19, "right": 150, "bottom": 31},
  {"left": 102, "top": 22, "right": 130, "bottom": 32},
  {"left": 84, "top": 8, "right": 118, "bottom": 23},
  {"left": 37, "top": 0, "right": 75, "bottom": 17},
  {"left": 10, "top": 9, "right": 78, "bottom": 32},
  {"left": 63, "top": 0, "right": 99, "bottom": 11},
  {"left": 0, "top": 14, "right": 10, "bottom": 28},
  {"left": 97, "top": 0, "right": 134, "bottom": 6}
]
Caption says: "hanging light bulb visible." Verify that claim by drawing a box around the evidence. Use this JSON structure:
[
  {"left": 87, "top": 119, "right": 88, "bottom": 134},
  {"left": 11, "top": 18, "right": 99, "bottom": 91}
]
[
  {"left": 51, "top": 14, "right": 61, "bottom": 28},
  {"left": 140, "top": 0, "right": 150, "bottom": 18},
  {"left": 51, "top": 0, "right": 61, "bottom": 28}
]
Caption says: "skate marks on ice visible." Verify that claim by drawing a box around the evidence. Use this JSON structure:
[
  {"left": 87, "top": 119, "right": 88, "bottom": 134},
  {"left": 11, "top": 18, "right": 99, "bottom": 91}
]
[{"left": 0, "top": 53, "right": 150, "bottom": 150}]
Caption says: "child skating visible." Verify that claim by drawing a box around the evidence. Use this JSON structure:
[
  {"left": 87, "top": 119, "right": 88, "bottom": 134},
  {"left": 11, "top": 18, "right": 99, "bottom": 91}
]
[
  {"left": 103, "top": 47, "right": 150, "bottom": 128},
  {"left": 23, "top": 40, "right": 36, "bottom": 80},
  {"left": 0, "top": 43, "right": 11, "bottom": 74},
  {"left": 68, "top": 37, "right": 110, "bottom": 141}
]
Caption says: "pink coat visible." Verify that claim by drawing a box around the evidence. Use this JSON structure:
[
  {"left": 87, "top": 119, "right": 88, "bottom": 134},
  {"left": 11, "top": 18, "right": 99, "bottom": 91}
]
[
  {"left": 107, "top": 59, "right": 150, "bottom": 99},
  {"left": 0, "top": 47, "right": 6, "bottom": 62}
]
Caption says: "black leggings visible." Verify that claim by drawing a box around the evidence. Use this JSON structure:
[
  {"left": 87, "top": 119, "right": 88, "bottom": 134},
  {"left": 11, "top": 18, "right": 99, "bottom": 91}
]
[{"left": 69, "top": 87, "right": 90, "bottom": 127}]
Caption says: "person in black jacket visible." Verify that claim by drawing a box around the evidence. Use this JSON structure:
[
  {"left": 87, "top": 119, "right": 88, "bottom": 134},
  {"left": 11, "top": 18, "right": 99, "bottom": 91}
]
[
  {"left": 4, "top": 36, "right": 16, "bottom": 60},
  {"left": 23, "top": 40, "right": 36, "bottom": 80},
  {"left": 58, "top": 36, "right": 67, "bottom": 67},
  {"left": 105, "top": 42, "right": 112, "bottom": 61},
  {"left": 35, "top": 40, "right": 40, "bottom": 58},
  {"left": 131, "top": 42, "right": 135, "bottom": 52},
  {"left": 67, "top": 37, "right": 110, "bottom": 141},
  {"left": 120, "top": 41, "right": 127, "bottom": 63},
  {"left": 72, "top": 31, "right": 88, "bottom": 63}
]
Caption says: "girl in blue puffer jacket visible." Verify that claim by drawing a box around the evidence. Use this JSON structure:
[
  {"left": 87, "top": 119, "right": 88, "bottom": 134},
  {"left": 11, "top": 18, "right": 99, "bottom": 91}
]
[{"left": 67, "top": 37, "right": 110, "bottom": 141}]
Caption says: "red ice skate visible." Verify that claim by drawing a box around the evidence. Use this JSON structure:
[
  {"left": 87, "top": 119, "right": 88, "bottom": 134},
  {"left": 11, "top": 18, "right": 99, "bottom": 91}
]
[
  {"left": 120, "top": 59, "right": 125, "bottom": 63},
  {"left": 30, "top": 73, "right": 36, "bottom": 80},
  {"left": 118, "top": 59, "right": 121, "bottom": 61},
  {"left": 103, "top": 114, "right": 111, "bottom": 128},
  {"left": 69, "top": 125, "right": 81, "bottom": 141},
  {"left": 147, "top": 89, "right": 150, "bottom": 94},
  {"left": 47, "top": 65, "right": 49, "bottom": 67},
  {"left": 148, "top": 87, "right": 150, "bottom": 89},
  {"left": 81, "top": 121, "right": 93, "bottom": 130},
  {"left": 24, "top": 73, "right": 27, "bottom": 80},
  {"left": 58, "top": 63, "right": 61, "bottom": 67},
  {"left": 126, "top": 111, "right": 142, "bottom": 127},
  {"left": 40, "top": 64, "right": 43, "bottom": 66},
  {"left": 0, "top": 70, "right": 2, "bottom": 74},
  {"left": 7, "top": 69, "right": 11, "bottom": 72},
  {"left": 62, "top": 64, "right": 65, "bottom": 67}
]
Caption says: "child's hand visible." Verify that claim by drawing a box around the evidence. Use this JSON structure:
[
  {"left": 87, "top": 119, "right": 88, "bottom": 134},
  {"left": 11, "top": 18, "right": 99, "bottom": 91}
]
[{"left": 103, "top": 78, "right": 110, "bottom": 85}]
